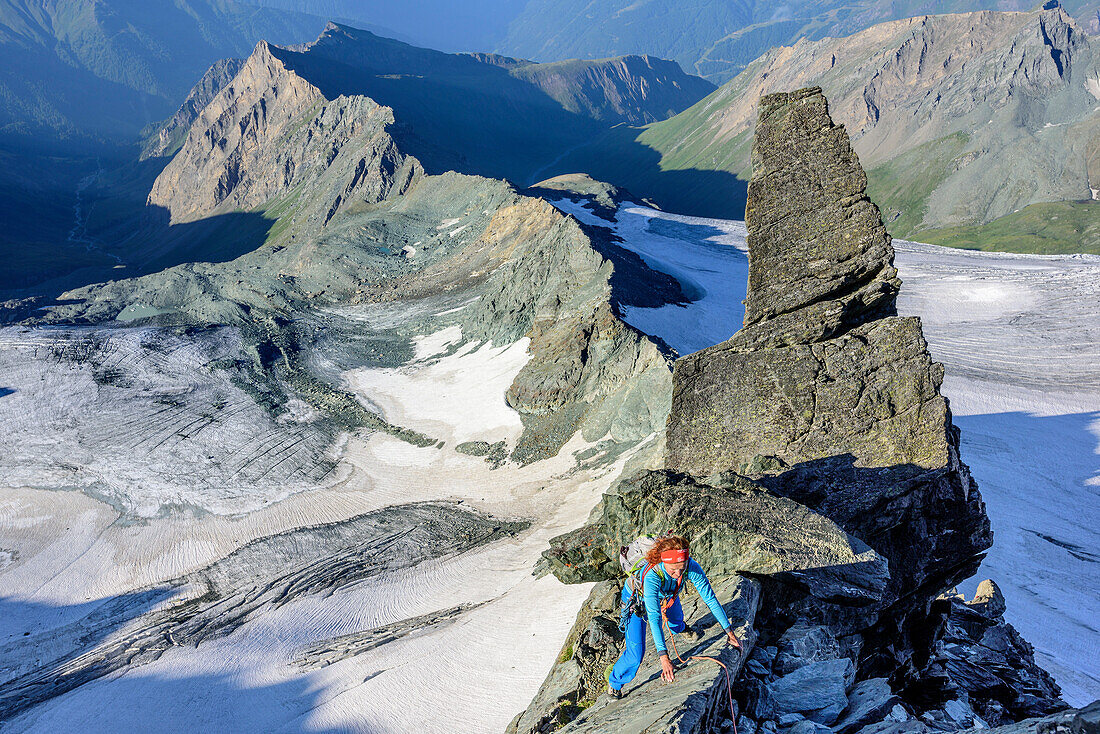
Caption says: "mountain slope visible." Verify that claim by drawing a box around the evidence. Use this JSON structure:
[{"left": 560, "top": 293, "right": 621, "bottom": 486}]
[
  {"left": 0, "top": 0, "right": 326, "bottom": 149},
  {"left": 47, "top": 37, "right": 677, "bottom": 459},
  {"left": 499, "top": 0, "right": 1100, "bottom": 82},
  {"left": 551, "top": 5, "right": 1100, "bottom": 250},
  {"left": 147, "top": 23, "right": 712, "bottom": 186}
]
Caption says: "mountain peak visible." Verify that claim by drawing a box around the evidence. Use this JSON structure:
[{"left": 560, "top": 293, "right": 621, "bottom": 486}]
[{"left": 147, "top": 39, "right": 417, "bottom": 232}]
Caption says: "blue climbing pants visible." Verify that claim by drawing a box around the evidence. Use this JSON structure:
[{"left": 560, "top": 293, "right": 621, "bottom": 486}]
[{"left": 609, "top": 583, "right": 685, "bottom": 690}]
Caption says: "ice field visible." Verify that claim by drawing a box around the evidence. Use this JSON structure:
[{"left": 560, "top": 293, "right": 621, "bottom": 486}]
[{"left": 0, "top": 200, "right": 1096, "bottom": 732}]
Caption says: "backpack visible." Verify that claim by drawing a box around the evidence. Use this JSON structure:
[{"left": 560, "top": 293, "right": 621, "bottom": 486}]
[{"left": 618, "top": 533, "right": 685, "bottom": 628}]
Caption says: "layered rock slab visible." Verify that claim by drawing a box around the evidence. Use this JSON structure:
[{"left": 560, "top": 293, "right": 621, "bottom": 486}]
[
  {"left": 508, "top": 573, "right": 761, "bottom": 734},
  {"left": 540, "top": 470, "right": 888, "bottom": 606},
  {"left": 666, "top": 89, "right": 992, "bottom": 615},
  {"left": 510, "top": 469, "right": 889, "bottom": 732}
]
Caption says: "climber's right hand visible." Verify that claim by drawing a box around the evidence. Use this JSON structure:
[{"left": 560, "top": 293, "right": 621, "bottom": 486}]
[{"left": 660, "top": 653, "right": 675, "bottom": 683}]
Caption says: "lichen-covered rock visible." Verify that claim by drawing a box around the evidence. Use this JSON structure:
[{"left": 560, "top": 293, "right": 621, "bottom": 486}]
[
  {"left": 665, "top": 88, "right": 992, "bottom": 680},
  {"left": 738, "top": 88, "right": 900, "bottom": 349},
  {"left": 539, "top": 470, "right": 889, "bottom": 605}
]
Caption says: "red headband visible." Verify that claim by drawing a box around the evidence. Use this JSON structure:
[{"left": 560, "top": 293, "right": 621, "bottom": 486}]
[{"left": 661, "top": 548, "right": 689, "bottom": 564}]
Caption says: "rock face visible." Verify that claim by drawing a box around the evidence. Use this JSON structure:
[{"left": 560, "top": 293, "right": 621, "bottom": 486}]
[
  {"left": 515, "top": 89, "right": 1056, "bottom": 734},
  {"left": 148, "top": 41, "right": 421, "bottom": 229},
  {"left": 666, "top": 89, "right": 992, "bottom": 638},
  {"left": 142, "top": 57, "right": 245, "bottom": 160},
  {"left": 507, "top": 573, "right": 761, "bottom": 734},
  {"left": 511, "top": 468, "right": 889, "bottom": 733},
  {"left": 540, "top": 471, "right": 889, "bottom": 606},
  {"left": 45, "top": 38, "right": 681, "bottom": 466},
  {"left": 460, "top": 196, "right": 675, "bottom": 458}
]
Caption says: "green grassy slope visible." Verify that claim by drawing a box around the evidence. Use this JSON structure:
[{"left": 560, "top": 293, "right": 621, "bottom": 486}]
[{"left": 916, "top": 201, "right": 1100, "bottom": 255}]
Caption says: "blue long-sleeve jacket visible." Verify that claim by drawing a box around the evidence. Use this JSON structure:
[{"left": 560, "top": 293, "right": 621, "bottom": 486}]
[{"left": 643, "top": 558, "right": 731, "bottom": 653}]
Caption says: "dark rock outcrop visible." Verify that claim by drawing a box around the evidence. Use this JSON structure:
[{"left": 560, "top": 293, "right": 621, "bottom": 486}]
[
  {"left": 666, "top": 89, "right": 992, "bottom": 675},
  {"left": 512, "top": 468, "right": 888, "bottom": 733},
  {"left": 916, "top": 582, "right": 1065, "bottom": 724},
  {"left": 516, "top": 88, "right": 1058, "bottom": 734}
]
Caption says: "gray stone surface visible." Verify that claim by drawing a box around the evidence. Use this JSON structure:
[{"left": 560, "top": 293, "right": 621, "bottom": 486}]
[
  {"left": 774, "top": 623, "right": 841, "bottom": 676},
  {"left": 664, "top": 87, "right": 992, "bottom": 681},
  {"left": 833, "top": 678, "right": 904, "bottom": 734},
  {"left": 767, "top": 657, "right": 855, "bottom": 725},
  {"left": 509, "top": 575, "right": 761, "bottom": 734},
  {"left": 539, "top": 470, "right": 889, "bottom": 605},
  {"left": 739, "top": 88, "right": 900, "bottom": 348},
  {"left": 857, "top": 722, "right": 934, "bottom": 734}
]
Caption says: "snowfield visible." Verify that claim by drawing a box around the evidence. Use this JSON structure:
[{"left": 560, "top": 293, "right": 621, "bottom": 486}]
[
  {"left": 0, "top": 200, "right": 1096, "bottom": 732},
  {"left": 554, "top": 199, "right": 1100, "bottom": 705}
]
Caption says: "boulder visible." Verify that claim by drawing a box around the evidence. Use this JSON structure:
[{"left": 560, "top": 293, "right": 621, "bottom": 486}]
[
  {"left": 539, "top": 470, "right": 889, "bottom": 605},
  {"left": 774, "top": 623, "right": 841, "bottom": 675},
  {"left": 967, "top": 579, "right": 1007, "bottom": 619},
  {"left": 833, "top": 678, "right": 904, "bottom": 734},
  {"left": 767, "top": 657, "right": 855, "bottom": 725}
]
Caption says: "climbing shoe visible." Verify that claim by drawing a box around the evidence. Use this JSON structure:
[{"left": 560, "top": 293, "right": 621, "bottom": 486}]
[{"left": 607, "top": 685, "right": 623, "bottom": 700}]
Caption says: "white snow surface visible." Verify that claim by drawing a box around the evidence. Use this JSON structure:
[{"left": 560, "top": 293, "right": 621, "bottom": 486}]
[
  {"left": 552, "top": 200, "right": 1100, "bottom": 704},
  {"left": 553, "top": 199, "right": 749, "bottom": 355},
  {"left": 1, "top": 323, "right": 646, "bottom": 732},
  {"left": 2, "top": 199, "right": 1098, "bottom": 731}
]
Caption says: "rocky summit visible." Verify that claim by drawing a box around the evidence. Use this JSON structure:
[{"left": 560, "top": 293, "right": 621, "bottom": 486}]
[
  {"left": 514, "top": 88, "right": 1064, "bottom": 733},
  {"left": 667, "top": 88, "right": 992, "bottom": 623}
]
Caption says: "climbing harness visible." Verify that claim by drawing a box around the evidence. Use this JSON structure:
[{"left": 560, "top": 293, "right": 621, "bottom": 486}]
[
  {"left": 619, "top": 560, "right": 684, "bottom": 630},
  {"left": 619, "top": 562, "right": 740, "bottom": 731}
]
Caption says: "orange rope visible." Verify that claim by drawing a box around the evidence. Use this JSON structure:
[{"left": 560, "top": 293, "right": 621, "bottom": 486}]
[{"left": 661, "top": 604, "right": 740, "bottom": 734}]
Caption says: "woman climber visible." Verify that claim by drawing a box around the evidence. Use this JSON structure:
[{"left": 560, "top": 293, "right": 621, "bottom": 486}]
[{"left": 607, "top": 535, "right": 741, "bottom": 698}]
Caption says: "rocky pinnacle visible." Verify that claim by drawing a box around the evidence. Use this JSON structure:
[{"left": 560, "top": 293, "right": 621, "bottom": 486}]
[{"left": 667, "top": 87, "right": 992, "bottom": 629}]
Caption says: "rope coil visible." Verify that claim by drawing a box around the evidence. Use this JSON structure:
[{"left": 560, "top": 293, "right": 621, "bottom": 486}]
[{"left": 660, "top": 606, "right": 740, "bottom": 734}]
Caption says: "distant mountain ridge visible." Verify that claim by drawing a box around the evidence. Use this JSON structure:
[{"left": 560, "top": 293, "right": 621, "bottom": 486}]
[
  {"left": 149, "top": 22, "right": 713, "bottom": 188},
  {"left": 500, "top": 0, "right": 1100, "bottom": 82},
  {"left": 0, "top": 0, "right": 327, "bottom": 150},
  {"left": 548, "top": 4, "right": 1100, "bottom": 251},
  {"left": 302, "top": 23, "right": 714, "bottom": 127}
]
